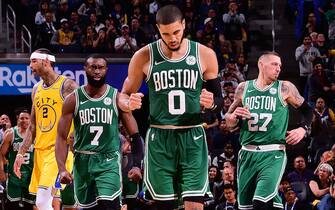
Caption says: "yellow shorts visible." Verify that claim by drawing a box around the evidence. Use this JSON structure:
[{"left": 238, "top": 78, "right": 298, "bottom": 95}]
[{"left": 29, "top": 148, "right": 59, "bottom": 194}]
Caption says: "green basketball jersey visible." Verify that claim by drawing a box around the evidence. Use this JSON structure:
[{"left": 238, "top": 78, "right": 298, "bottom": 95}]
[
  {"left": 146, "top": 39, "right": 204, "bottom": 126},
  {"left": 74, "top": 85, "right": 119, "bottom": 153},
  {"left": 8, "top": 126, "right": 34, "bottom": 179},
  {"left": 240, "top": 80, "right": 289, "bottom": 145}
]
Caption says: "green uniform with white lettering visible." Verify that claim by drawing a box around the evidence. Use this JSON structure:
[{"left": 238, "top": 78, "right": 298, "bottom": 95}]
[
  {"left": 238, "top": 80, "right": 288, "bottom": 210},
  {"left": 7, "top": 126, "right": 35, "bottom": 204},
  {"left": 73, "top": 85, "right": 121, "bottom": 208},
  {"left": 144, "top": 39, "right": 208, "bottom": 201}
]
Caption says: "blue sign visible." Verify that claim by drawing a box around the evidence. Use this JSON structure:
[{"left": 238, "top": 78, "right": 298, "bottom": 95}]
[{"left": 0, "top": 63, "right": 147, "bottom": 95}]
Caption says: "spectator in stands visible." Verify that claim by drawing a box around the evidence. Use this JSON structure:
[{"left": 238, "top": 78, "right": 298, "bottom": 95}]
[
  {"left": 110, "top": 2, "right": 127, "bottom": 28},
  {"left": 88, "top": 12, "right": 105, "bottom": 34},
  {"left": 303, "top": 13, "right": 324, "bottom": 38},
  {"left": 216, "top": 184, "right": 238, "bottom": 210},
  {"left": 288, "top": 156, "right": 314, "bottom": 186},
  {"left": 35, "top": 0, "right": 53, "bottom": 25},
  {"left": 69, "top": 10, "right": 83, "bottom": 44},
  {"left": 80, "top": 25, "right": 96, "bottom": 53},
  {"left": 36, "top": 11, "right": 56, "bottom": 49},
  {"left": 222, "top": 1, "right": 246, "bottom": 55},
  {"left": 283, "top": 187, "right": 312, "bottom": 210},
  {"left": 50, "top": 18, "right": 79, "bottom": 53},
  {"left": 307, "top": 57, "right": 335, "bottom": 107},
  {"left": 310, "top": 32, "right": 319, "bottom": 47},
  {"left": 316, "top": 33, "right": 330, "bottom": 63},
  {"left": 105, "top": 17, "right": 118, "bottom": 53},
  {"left": 309, "top": 163, "right": 332, "bottom": 207},
  {"left": 92, "top": 27, "right": 112, "bottom": 53},
  {"left": 212, "top": 143, "right": 237, "bottom": 171},
  {"left": 295, "top": 35, "right": 321, "bottom": 95},
  {"left": 213, "top": 167, "right": 236, "bottom": 207},
  {"left": 130, "top": 18, "right": 146, "bottom": 48},
  {"left": 222, "top": 58, "right": 245, "bottom": 83},
  {"left": 114, "top": 24, "right": 137, "bottom": 54},
  {"left": 325, "top": 1, "right": 335, "bottom": 47},
  {"left": 131, "top": 6, "right": 143, "bottom": 23},
  {"left": 141, "top": 13, "right": 156, "bottom": 43},
  {"left": 287, "top": 155, "right": 314, "bottom": 201},
  {"left": 77, "top": 0, "right": 102, "bottom": 19},
  {"left": 202, "top": 17, "right": 217, "bottom": 45},
  {"left": 56, "top": 0, "right": 71, "bottom": 24},
  {"left": 236, "top": 53, "right": 249, "bottom": 79},
  {"left": 0, "top": 114, "right": 11, "bottom": 144},
  {"left": 208, "top": 165, "right": 222, "bottom": 193}
]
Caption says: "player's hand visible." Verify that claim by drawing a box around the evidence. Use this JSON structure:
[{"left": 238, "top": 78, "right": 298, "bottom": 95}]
[
  {"left": 121, "top": 204, "right": 127, "bottom": 210},
  {"left": 59, "top": 170, "right": 73, "bottom": 184},
  {"left": 0, "top": 170, "right": 7, "bottom": 182},
  {"left": 14, "top": 154, "right": 24, "bottom": 179},
  {"left": 128, "top": 167, "right": 142, "bottom": 182},
  {"left": 286, "top": 127, "right": 305, "bottom": 145},
  {"left": 128, "top": 93, "right": 144, "bottom": 110},
  {"left": 200, "top": 89, "right": 214, "bottom": 109},
  {"left": 232, "top": 106, "right": 251, "bottom": 120}
]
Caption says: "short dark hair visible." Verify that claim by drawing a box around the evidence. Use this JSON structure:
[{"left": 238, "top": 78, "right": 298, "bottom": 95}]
[
  {"left": 15, "top": 107, "right": 30, "bottom": 117},
  {"left": 84, "top": 54, "right": 108, "bottom": 66},
  {"left": 223, "top": 183, "right": 235, "bottom": 191},
  {"left": 156, "top": 4, "right": 183, "bottom": 25},
  {"left": 313, "top": 57, "right": 323, "bottom": 68}
]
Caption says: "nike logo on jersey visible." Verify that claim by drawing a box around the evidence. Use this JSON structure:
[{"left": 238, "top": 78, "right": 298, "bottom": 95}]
[
  {"left": 106, "top": 158, "right": 114, "bottom": 162},
  {"left": 193, "top": 135, "right": 203, "bottom": 140},
  {"left": 154, "top": 60, "right": 165, "bottom": 65},
  {"left": 275, "top": 156, "right": 282, "bottom": 159},
  {"left": 80, "top": 100, "right": 89, "bottom": 105},
  {"left": 247, "top": 89, "right": 255, "bottom": 93}
]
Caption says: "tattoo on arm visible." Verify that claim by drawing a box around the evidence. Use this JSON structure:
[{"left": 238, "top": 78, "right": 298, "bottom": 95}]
[
  {"left": 62, "top": 79, "right": 78, "bottom": 98},
  {"left": 227, "top": 82, "right": 244, "bottom": 114},
  {"left": 282, "top": 81, "right": 304, "bottom": 108},
  {"left": 18, "top": 124, "right": 35, "bottom": 155}
]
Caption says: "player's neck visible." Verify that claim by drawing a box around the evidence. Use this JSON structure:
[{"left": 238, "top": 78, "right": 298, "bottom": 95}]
[
  {"left": 41, "top": 70, "right": 59, "bottom": 87},
  {"left": 255, "top": 76, "right": 274, "bottom": 89},
  {"left": 18, "top": 126, "right": 27, "bottom": 136},
  {"left": 160, "top": 38, "right": 188, "bottom": 60},
  {"left": 85, "top": 84, "right": 107, "bottom": 98}
]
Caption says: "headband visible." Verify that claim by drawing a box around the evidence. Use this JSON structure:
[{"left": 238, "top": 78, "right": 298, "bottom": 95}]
[{"left": 30, "top": 52, "right": 56, "bottom": 62}]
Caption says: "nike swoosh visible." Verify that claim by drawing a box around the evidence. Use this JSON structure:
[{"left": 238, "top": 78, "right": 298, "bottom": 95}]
[
  {"left": 193, "top": 135, "right": 203, "bottom": 140},
  {"left": 80, "top": 100, "right": 89, "bottom": 105},
  {"left": 275, "top": 156, "right": 282, "bottom": 159},
  {"left": 154, "top": 60, "right": 165, "bottom": 65},
  {"left": 247, "top": 90, "right": 254, "bottom": 93},
  {"left": 106, "top": 158, "right": 113, "bottom": 162}
]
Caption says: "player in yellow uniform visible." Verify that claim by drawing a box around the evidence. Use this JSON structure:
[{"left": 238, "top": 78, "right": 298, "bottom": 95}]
[{"left": 13, "top": 48, "right": 78, "bottom": 210}]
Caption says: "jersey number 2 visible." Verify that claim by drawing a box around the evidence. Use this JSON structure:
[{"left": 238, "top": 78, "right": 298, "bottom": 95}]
[{"left": 90, "top": 126, "right": 103, "bottom": 146}]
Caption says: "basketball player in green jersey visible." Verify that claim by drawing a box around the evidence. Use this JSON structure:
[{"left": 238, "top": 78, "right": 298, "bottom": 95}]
[
  {"left": 55, "top": 54, "right": 143, "bottom": 210},
  {"left": 119, "top": 4, "right": 223, "bottom": 210},
  {"left": 225, "top": 51, "right": 313, "bottom": 210},
  {"left": 0, "top": 109, "right": 35, "bottom": 210}
]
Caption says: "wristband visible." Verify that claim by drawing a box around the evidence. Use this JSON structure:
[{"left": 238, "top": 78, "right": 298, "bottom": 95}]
[{"left": 16, "top": 153, "right": 24, "bottom": 158}]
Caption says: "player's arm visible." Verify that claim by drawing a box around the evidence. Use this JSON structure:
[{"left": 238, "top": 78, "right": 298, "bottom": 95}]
[
  {"left": 117, "top": 108, "right": 144, "bottom": 168},
  {"left": 55, "top": 92, "right": 76, "bottom": 184},
  {"left": 200, "top": 45, "right": 224, "bottom": 112},
  {"left": 15, "top": 85, "right": 37, "bottom": 178},
  {"left": 282, "top": 81, "right": 313, "bottom": 144},
  {"left": 62, "top": 78, "right": 78, "bottom": 98},
  {"left": 225, "top": 82, "right": 250, "bottom": 129},
  {"left": 0, "top": 129, "right": 13, "bottom": 181},
  {"left": 119, "top": 47, "right": 148, "bottom": 112}
]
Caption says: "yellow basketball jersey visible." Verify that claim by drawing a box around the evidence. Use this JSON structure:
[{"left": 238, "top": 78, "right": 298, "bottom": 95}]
[{"left": 33, "top": 75, "right": 66, "bottom": 150}]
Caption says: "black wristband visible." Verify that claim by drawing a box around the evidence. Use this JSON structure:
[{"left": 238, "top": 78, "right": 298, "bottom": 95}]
[{"left": 130, "top": 133, "right": 144, "bottom": 168}]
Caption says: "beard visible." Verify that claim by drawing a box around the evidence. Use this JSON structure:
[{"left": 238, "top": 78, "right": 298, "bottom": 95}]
[
  {"left": 87, "top": 74, "right": 106, "bottom": 88},
  {"left": 161, "top": 33, "right": 184, "bottom": 52}
]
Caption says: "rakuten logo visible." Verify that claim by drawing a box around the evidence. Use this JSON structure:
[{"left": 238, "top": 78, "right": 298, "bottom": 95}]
[{"left": 0, "top": 66, "right": 86, "bottom": 94}]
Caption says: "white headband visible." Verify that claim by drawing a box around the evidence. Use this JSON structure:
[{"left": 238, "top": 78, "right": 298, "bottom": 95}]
[{"left": 30, "top": 52, "right": 56, "bottom": 62}]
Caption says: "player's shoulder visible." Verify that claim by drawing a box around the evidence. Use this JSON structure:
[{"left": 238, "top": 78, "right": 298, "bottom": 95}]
[{"left": 62, "top": 78, "right": 78, "bottom": 98}]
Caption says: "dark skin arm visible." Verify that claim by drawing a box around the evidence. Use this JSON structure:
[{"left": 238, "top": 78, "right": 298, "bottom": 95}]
[
  {"left": 118, "top": 95, "right": 142, "bottom": 182},
  {"left": 0, "top": 129, "right": 13, "bottom": 181},
  {"left": 55, "top": 92, "right": 76, "bottom": 184},
  {"left": 14, "top": 85, "right": 37, "bottom": 179}
]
